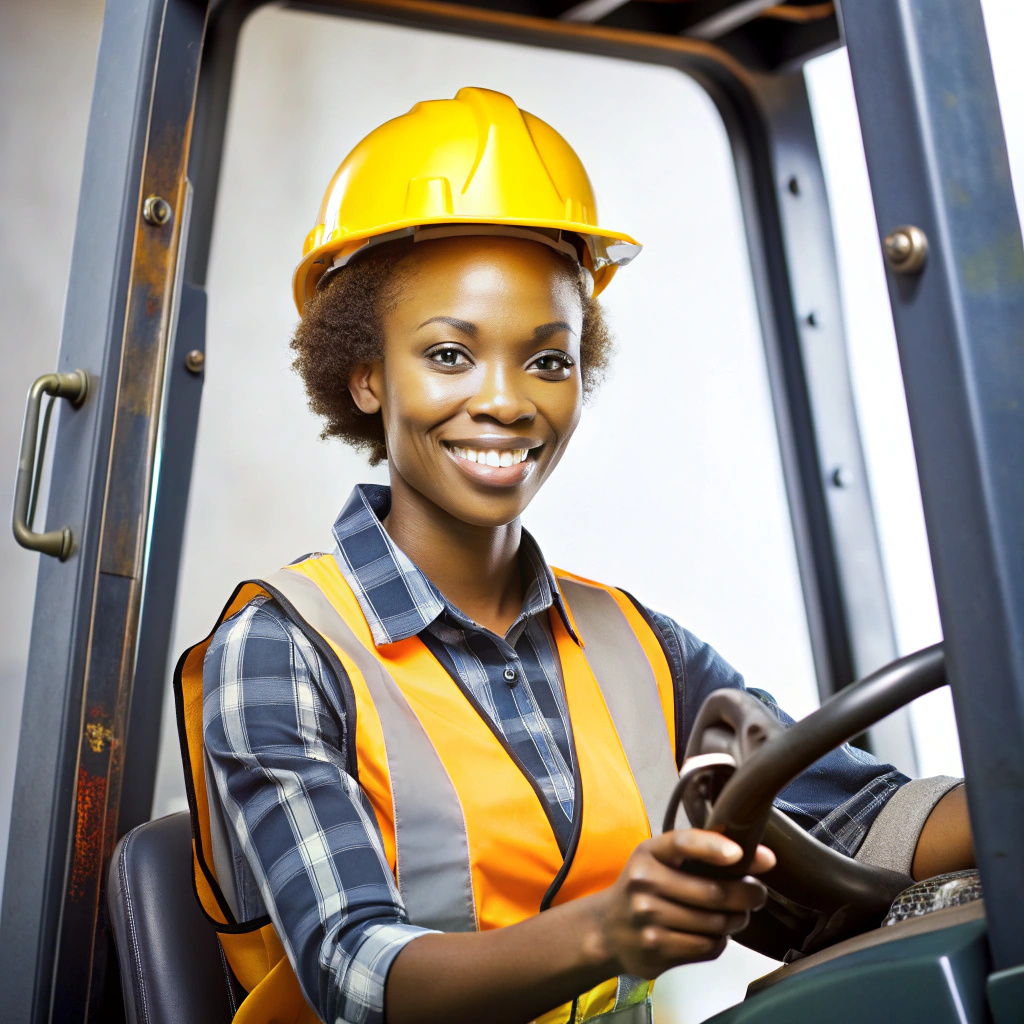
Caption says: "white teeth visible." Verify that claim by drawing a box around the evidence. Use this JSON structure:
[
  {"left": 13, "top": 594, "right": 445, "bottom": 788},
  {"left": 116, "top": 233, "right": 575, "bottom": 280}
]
[{"left": 447, "top": 445, "right": 533, "bottom": 466}]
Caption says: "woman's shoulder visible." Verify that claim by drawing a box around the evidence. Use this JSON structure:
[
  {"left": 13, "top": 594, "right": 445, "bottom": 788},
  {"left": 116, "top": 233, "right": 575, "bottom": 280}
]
[
  {"left": 561, "top": 575, "right": 748, "bottom": 697},
  {"left": 550, "top": 567, "right": 701, "bottom": 658},
  {"left": 207, "top": 552, "right": 333, "bottom": 651},
  {"left": 209, "top": 591, "right": 291, "bottom": 649},
  {"left": 205, "top": 590, "right": 330, "bottom": 692}
]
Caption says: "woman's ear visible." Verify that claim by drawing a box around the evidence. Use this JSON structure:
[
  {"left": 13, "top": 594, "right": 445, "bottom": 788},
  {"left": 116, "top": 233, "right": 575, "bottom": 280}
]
[{"left": 349, "top": 361, "right": 382, "bottom": 415}]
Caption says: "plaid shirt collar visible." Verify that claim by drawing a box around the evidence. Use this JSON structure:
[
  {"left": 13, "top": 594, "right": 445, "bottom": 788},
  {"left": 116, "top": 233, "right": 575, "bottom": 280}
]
[{"left": 331, "top": 484, "right": 579, "bottom": 648}]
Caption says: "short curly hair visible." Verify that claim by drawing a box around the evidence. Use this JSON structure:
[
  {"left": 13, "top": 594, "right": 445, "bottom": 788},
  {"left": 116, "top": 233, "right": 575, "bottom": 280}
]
[{"left": 290, "top": 237, "right": 613, "bottom": 465}]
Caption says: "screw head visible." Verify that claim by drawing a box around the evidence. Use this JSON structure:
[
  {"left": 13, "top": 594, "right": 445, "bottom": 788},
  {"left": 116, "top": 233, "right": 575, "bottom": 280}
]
[
  {"left": 184, "top": 349, "right": 205, "bottom": 374},
  {"left": 831, "top": 467, "right": 855, "bottom": 489},
  {"left": 143, "top": 195, "right": 172, "bottom": 227},
  {"left": 883, "top": 225, "right": 929, "bottom": 274}
]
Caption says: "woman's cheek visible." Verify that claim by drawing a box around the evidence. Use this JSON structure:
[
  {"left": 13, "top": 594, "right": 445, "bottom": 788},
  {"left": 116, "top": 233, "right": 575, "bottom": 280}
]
[{"left": 416, "top": 370, "right": 479, "bottom": 413}]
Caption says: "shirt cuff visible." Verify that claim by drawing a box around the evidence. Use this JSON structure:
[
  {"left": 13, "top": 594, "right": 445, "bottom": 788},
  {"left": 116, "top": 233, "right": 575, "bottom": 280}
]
[
  {"left": 854, "top": 775, "right": 963, "bottom": 876},
  {"left": 329, "top": 920, "right": 438, "bottom": 1024}
]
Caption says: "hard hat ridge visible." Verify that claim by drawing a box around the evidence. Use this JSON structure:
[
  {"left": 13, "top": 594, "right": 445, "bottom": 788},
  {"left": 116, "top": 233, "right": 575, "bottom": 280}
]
[{"left": 292, "top": 86, "right": 641, "bottom": 312}]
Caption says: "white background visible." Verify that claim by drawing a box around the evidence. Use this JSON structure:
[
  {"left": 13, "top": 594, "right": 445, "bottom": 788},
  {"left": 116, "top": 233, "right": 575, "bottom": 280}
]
[{"left": 1, "top": 1, "right": 1021, "bottom": 1019}]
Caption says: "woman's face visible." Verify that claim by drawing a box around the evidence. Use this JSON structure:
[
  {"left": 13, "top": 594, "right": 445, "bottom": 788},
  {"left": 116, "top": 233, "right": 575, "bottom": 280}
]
[{"left": 351, "top": 235, "right": 584, "bottom": 528}]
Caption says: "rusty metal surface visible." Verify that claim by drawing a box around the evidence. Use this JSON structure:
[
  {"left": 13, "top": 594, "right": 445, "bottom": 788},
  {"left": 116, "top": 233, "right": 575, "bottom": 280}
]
[{"left": 48, "top": 0, "right": 210, "bottom": 1018}]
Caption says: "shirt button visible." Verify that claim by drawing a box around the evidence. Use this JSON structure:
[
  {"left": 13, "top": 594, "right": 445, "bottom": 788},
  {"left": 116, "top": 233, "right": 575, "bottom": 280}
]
[{"left": 503, "top": 666, "right": 517, "bottom": 684}]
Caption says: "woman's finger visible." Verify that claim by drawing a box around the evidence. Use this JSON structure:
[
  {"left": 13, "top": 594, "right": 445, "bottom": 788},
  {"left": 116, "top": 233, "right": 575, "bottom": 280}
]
[
  {"left": 623, "top": 852, "right": 767, "bottom": 913},
  {"left": 638, "top": 927, "right": 728, "bottom": 969},
  {"left": 649, "top": 828, "right": 744, "bottom": 869},
  {"left": 627, "top": 892, "right": 751, "bottom": 937},
  {"left": 650, "top": 830, "right": 777, "bottom": 876},
  {"left": 749, "top": 843, "right": 777, "bottom": 874}
]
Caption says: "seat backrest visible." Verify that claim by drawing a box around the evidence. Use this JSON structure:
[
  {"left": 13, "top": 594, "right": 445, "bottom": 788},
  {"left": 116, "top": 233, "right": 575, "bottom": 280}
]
[{"left": 107, "top": 811, "right": 243, "bottom": 1024}]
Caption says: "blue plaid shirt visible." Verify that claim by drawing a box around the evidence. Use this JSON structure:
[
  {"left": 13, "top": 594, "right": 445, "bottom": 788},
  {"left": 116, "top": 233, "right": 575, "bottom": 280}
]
[{"left": 202, "top": 484, "right": 908, "bottom": 1024}]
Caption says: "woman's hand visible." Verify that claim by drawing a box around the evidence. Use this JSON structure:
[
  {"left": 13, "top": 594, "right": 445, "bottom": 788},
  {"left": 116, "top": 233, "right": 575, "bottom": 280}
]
[
  {"left": 583, "top": 829, "right": 776, "bottom": 979},
  {"left": 387, "top": 830, "right": 775, "bottom": 1024}
]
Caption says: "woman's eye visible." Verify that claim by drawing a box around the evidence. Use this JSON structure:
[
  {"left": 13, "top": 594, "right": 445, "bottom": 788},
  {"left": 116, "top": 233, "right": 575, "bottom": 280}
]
[
  {"left": 529, "top": 351, "right": 575, "bottom": 378},
  {"left": 427, "top": 345, "right": 471, "bottom": 368}
]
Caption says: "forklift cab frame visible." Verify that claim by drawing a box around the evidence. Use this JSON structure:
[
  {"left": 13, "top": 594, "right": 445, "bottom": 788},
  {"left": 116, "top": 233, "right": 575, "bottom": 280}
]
[{"left": 2, "top": 0, "right": 1022, "bottom": 1021}]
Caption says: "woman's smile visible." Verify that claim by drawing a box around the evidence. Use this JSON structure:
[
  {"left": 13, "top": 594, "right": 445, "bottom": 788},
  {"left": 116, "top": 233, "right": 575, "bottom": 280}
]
[{"left": 442, "top": 436, "right": 544, "bottom": 487}]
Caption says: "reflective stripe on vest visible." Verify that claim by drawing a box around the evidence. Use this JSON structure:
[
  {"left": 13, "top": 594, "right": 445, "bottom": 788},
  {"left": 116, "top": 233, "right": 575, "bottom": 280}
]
[
  {"left": 265, "top": 567, "right": 477, "bottom": 933},
  {"left": 175, "top": 555, "right": 676, "bottom": 1024}
]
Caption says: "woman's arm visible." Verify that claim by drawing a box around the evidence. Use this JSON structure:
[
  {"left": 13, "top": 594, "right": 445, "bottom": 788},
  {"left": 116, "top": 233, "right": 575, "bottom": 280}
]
[
  {"left": 911, "top": 785, "right": 974, "bottom": 880},
  {"left": 203, "top": 599, "right": 435, "bottom": 1024},
  {"left": 386, "top": 830, "right": 775, "bottom": 1024}
]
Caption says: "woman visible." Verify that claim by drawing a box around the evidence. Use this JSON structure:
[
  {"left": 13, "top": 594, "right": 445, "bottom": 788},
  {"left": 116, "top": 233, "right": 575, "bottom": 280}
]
[{"left": 176, "top": 87, "right": 972, "bottom": 1024}]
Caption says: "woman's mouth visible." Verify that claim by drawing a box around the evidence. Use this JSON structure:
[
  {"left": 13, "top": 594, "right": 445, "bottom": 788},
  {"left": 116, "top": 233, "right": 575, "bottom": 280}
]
[
  {"left": 448, "top": 445, "right": 530, "bottom": 467},
  {"left": 442, "top": 441, "right": 539, "bottom": 486}
]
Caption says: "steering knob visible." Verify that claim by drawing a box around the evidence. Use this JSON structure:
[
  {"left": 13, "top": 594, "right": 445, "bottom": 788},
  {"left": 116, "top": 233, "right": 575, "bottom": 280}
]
[
  {"left": 663, "top": 646, "right": 946, "bottom": 958},
  {"left": 666, "top": 752, "right": 737, "bottom": 833},
  {"left": 664, "top": 691, "right": 786, "bottom": 880}
]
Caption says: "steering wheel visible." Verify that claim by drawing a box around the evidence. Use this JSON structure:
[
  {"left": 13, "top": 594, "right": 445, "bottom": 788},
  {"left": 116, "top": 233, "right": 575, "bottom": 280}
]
[{"left": 663, "top": 644, "right": 946, "bottom": 960}]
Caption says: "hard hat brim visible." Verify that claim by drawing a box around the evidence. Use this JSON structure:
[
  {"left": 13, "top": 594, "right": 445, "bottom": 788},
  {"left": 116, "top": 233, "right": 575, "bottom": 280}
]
[{"left": 293, "top": 216, "right": 641, "bottom": 313}]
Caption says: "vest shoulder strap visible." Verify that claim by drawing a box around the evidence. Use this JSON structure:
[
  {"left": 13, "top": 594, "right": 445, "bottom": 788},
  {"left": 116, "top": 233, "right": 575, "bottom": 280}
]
[{"left": 553, "top": 571, "right": 678, "bottom": 836}]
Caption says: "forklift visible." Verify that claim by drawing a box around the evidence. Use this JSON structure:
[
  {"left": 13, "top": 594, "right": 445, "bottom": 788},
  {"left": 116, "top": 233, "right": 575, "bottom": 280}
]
[{"left": 3, "top": 0, "right": 1022, "bottom": 1022}]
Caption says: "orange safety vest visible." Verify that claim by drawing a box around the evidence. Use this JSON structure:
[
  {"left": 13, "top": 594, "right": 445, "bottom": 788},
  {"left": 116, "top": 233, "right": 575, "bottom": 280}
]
[{"left": 175, "top": 553, "right": 679, "bottom": 1024}]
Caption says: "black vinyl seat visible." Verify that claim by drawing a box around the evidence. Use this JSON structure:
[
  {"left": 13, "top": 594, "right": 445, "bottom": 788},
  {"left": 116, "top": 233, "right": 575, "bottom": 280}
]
[{"left": 107, "top": 811, "right": 244, "bottom": 1024}]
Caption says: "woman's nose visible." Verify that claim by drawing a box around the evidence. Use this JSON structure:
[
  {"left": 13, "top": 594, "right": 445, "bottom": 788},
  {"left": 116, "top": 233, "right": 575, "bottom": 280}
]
[{"left": 465, "top": 363, "right": 536, "bottom": 424}]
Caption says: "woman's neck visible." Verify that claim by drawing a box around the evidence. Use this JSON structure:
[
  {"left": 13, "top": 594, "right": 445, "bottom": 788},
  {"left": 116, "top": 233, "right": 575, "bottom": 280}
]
[{"left": 383, "top": 473, "right": 524, "bottom": 637}]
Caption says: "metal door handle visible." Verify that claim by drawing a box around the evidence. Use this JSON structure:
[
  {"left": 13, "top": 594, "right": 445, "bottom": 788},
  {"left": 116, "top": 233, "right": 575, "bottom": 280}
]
[{"left": 13, "top": 370, "right": 89, "bottom": 560}]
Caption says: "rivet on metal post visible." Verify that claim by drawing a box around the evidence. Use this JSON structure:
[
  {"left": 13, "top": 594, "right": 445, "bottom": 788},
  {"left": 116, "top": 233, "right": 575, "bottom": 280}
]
[
  {"left": 142, "top": 194, "right": 172, "bottom": 227},
  {"left": 883, "top": 225, "right": 929, "bottom": 274},
  {"left": 184, "top": 349, "right": 205, "bottom": 374},
  {"left": 831, "top": 467, "right": 855, "bottom": 489}
]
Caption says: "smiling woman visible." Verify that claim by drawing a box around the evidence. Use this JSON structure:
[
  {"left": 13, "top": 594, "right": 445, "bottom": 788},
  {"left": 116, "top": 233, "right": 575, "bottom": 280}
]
[{"left": 173, "top": 84, "right": 968, "bottom": 1024}]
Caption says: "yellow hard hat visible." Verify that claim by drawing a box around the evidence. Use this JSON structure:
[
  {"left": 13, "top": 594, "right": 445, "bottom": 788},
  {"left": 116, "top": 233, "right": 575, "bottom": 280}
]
[{"left": 293, "top": 87, "right": 641, "bottom": 312}]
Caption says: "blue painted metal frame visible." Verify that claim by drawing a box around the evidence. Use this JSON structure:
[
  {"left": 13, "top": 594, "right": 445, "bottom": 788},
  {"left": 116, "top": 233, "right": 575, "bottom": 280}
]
[
  {"left": 0, "top": 1, "right": 209, "bottom": 1020},
  {"left": 17, "top": 0, "right": 1015, "bottom": 1017},
  {"left": 839, "top": 0, "right": 1024, "bottom": 975},
  {"left": 0, "top": 2, "right": 171, "bottom": 1019}
]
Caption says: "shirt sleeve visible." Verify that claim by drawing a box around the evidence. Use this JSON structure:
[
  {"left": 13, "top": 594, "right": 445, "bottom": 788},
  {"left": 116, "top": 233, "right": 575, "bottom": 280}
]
[
  {"left": 646, "top": 609, "right": 911, "bottom": 860},
  {"left": 202, "top": 595, "right": 435, "bottom": 1024}
]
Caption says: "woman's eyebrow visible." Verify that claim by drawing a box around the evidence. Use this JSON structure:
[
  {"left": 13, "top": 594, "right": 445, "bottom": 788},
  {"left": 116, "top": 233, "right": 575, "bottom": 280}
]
[
  {"left": 533, "top": 321, "right": 576, "bottom": 341},
  {"left": 416, "top": 317, "right": 575, "bottom": 340},
  {"left": 417, "top": 315, "right": 477, "bottom": 336}
]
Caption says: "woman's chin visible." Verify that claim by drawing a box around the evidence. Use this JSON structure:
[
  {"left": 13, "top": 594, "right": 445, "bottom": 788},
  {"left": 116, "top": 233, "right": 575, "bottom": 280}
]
[
  {"left": 389, "top": 457, "right": 541, "bottom": 530},
  {"left": 437, "top": 493, "right": 532, "bottom": 530}
]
